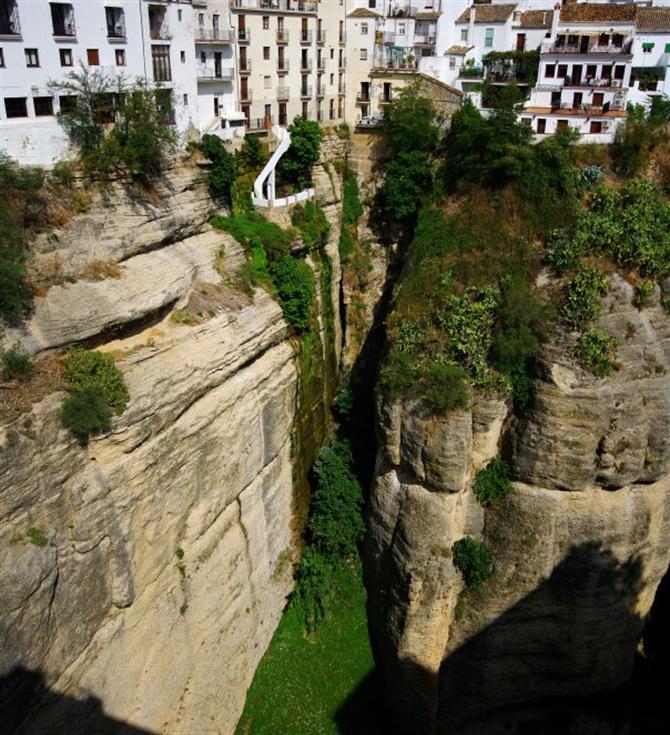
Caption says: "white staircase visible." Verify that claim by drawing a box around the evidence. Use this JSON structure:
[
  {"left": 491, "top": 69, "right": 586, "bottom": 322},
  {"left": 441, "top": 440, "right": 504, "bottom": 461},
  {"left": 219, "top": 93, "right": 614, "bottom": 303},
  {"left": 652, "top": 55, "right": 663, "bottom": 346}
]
[{"left": 252, "top": 126, "right": 315, "bottom": 208}]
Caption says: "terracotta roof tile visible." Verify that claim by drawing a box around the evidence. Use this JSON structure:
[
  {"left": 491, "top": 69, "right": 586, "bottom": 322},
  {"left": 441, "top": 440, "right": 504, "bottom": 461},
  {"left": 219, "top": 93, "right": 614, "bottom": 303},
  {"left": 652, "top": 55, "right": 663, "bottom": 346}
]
[
  {"left": 518, "top": 9, "right": 552, "bottom": 29},
  {"left": 456, "top": 4, "right": 517, "bottom": 25},
  {"left": 347, "top": 7, "right": 380, "bottom": 18},
  {"left": 445, "top": 45, "right": 474, "bottom": 55},
  {"left": 559, "top": 3, "right": 637, "bottom": 24},
  {"left": 636, "top": 7, "right": 670, "bottom": 33}
]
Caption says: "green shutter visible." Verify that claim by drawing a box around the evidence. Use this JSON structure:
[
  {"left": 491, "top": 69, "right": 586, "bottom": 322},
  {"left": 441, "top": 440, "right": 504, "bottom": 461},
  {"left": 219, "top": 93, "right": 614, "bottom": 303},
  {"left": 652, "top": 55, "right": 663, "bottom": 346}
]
[{"left": 665, "top": 43, "right": 670, "bottom": 53}]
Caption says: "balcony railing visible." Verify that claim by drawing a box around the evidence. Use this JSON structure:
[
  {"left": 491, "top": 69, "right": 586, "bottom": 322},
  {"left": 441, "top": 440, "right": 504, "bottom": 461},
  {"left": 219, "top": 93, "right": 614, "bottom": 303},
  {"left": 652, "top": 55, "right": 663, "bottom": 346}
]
[
  {"left": 338, "top": 82, "right": 346, "bottom": 94},
  {"left": 231, "top": 0, "right": 317, "bottom": 13},
  {"left": 239, "top": 59, "right": 252, "bottom": 73},
  {"left": 316, "top": 58, "right": 325, "bottom": 72},
  {"left": 300, "top": 60, "right": 312, "bottom": 72},
  {"left": 317, "top": 30, "right": 326, "bottom": 44},
  {"left": 549, "top": 101, "right": 626, "bottom": 114},
  {"left": 107, "top": 25, "right": 126, "bottom": 39},
  {"left": 277, "top": 86, "right": 289, "bottom": 100},
  {"left": 300, "top": 30, "right": 313, "bottom": 44},
  {"left": 338, "top": 57, "right": 347, "bottom": 69},
  {"left": 277, "top": 59, "right": 289, "bottom": 73},
  {"left": 240, "top": 89, "right": 252, "bottom": 102},
  {"left": 339, "top": 32, "right": 346, "bottom": 44},
  {"left": 237, "top": 28, "right": 251, "bottom": 42},
  {"left": 542, "top": 39, "right": 633, "bottom": 55},
  {"left": 197, "top": 65, "right": 235, "bottom": 81},
  {"left": 150, "top": 27, "right": 171, "bottom": 41},
  {"left": 195, "top": 28, "right": 235, "bottom": 43},
  {"left": 248, "top": 116, "right": 273, "bottom": 131},
  {"left": 356, "top": 93, "right": 370, "bottom": 103},
  {"left": 316, "top": 85, "right": 325, "bottom": 97},
  {"left": 300, "top": 86, "right": 313, "bottom": 98},
  {"left": 459, "top": 66, "right": 483, "bottom": 79},
  {"left": 562, "top": 77, "right": 623, "bottom": 89},
  {"left": 414, "top": 34, "right": 436, "bottom": 46},
  {"left": 277, "top": 29, "right": 289, "bottom": 43}
]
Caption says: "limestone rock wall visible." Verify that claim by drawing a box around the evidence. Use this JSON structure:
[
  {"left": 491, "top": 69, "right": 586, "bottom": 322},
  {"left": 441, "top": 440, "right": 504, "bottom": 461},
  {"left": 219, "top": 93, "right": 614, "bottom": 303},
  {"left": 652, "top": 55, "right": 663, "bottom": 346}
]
[
  {"left": 367, "top": 273, "right": 670, "bottom": 734},
  {"left": 0, "top": 165, "right": 342, "bottom": 734}
]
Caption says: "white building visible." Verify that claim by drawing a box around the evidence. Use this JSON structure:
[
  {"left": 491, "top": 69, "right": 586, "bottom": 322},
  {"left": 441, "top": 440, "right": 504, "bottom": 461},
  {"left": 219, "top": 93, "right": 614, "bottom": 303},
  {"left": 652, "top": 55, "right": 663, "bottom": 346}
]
[
  {"left": 521, "top": 2, "right": 636, "bottom": 141},
  {"left": 0, "top": 0, "right": 202, "bottom": 165},
  {"left": 629, "top": 4, "right": 670, "bottom": 104}
]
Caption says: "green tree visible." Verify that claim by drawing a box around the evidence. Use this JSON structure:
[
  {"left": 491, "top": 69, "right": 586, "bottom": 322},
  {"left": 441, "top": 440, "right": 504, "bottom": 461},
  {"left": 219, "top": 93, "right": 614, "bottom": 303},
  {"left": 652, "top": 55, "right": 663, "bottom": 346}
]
[
  {"left": 239, "top": 134, "right": 267, "bottom": 170},
  {"left": 60, "top": 385, "right": 113, "bottom": 444},
  {"left": 380, "top": 80, "right": 439, "bottom": 156},
  {"left": 200, "top": 133, "right": 237, "bottom": 199},
  {"left": 375, "top": 150, "right": 434, "bottom": 226},
  {"left": 268, "top": 254, "right": 315, "bottom": 332},
  {"left": 278, "top": 116, "right": 324, "bottom": 190},
  {"left": 452, "top": 537, "right": 494, "bottom": 589}
]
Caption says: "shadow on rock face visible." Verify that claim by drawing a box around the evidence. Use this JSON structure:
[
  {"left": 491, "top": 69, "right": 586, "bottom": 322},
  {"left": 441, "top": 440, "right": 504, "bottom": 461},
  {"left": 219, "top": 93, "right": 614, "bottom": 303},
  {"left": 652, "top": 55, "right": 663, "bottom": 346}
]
[
  {"left": 0, "top": 667, "right": 154, "bottom": 735},
  {"left": 376, "top": 542, "right": 656, "bottom": 735}
]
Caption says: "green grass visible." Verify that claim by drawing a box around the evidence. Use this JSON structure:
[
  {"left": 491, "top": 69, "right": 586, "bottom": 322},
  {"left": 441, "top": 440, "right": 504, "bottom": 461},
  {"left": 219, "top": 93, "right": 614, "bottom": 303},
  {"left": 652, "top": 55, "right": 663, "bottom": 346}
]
[{"left": 236, "top": 563, "right": 383, "bottom": 735}]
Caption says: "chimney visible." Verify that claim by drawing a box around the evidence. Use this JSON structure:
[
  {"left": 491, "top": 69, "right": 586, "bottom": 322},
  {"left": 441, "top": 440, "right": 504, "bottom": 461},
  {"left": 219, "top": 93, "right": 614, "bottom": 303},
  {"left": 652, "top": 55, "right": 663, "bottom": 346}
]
[
  {"left": 551, "top": 2, "right": 561, "bottom": 39},
  {"left": 468, "top": 4, "right": 476, "bottom": 45}
]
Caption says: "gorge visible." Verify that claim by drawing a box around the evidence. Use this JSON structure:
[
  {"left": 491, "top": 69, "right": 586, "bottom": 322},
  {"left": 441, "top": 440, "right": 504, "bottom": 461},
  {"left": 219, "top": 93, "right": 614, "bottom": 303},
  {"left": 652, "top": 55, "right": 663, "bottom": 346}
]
[{"left": 2, "top": 99, "right": 670, "bottom": 735}]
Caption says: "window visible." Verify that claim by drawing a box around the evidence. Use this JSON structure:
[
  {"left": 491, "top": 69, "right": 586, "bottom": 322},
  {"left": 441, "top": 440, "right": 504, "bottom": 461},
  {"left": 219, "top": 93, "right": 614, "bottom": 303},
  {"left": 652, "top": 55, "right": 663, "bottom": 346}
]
[
  {"left": 86, "top": 48, "right": 99, "bottom": 66},
  {"left": 0, "top": 48, "right": 4, "bottom": 68},
  {"left": 0, "top": 0, "right": 21, "bottom": 35},
  {"left": 449, "top": 57, "right": 455, "bottom": 69},
  {"left": 361, "top": 22, "right": 368, "bottom": 35},
  {"left": 360, "top": 48, "right": 367, "bottom": 60},
  {"left": 183, "top": 93, "right": 188, "bottom": 105},
  {"left": 115, "top": 49, "right": 125, "bottom": 66},
  {"left": 556, "top": 120, "right": 569, "bottom": 131},
  {"left": 666, "top": 43, "right": 670, "bottom": 53},
  {"left": 586, "top": 64, "right": 597, "bottom": 78},
  {"left": 536, "top": 118, "right": 546, "bottom": 134},
  {"left": 152, "top": 45, "right": 171, "bottom": 82},
  {"left": 521, "top": 118, "right": 531, "bottom": 126},
  {"left": 557, "top": 64, "right": 568, "bottom": 79},
  {"left": 59, "top": 95, "right": 76, "bottom": 113},
  {"left": 34, "top": 96, "right": 54, "bottom": 116},
  {"left": 4, "top": 97, "right": 27, "bottom": 118},
  {"left": 59, "top": 48, "right": 73, "bottom": 66},
  {"left": 25, "top": 48, "right": 39, "bottom": 67},
  {"left": 178, "top": 9, "right": 182, "bottom": 21},
  {"left": 368, "top": 0, "right": 376, "bottom": 7},
  {"left": 264, "top": 75, "right": 271, "bottom": 89},
  {"left": 200, "top": 51, "right": 206, "bottom": 63},
  {"left": 398, "top": 22, "right": 405, "bottom": 36},
  {"left": 262, "top": 16, "right": 269, "bottom": 29},
  {"left": 263, "top": 46, "right": 270, "bottom": 60},
  {"left": 545, "top": 64, "right": 555, "bottom": 78},
  {"left": 589, "top": 121, "right": 602, "bottom": 134},
  {"left": 460, "top": 29, "right": 468, "bottom": 42},
  {"left": 50, "top": 3, "right": 75, "bottom": 37},
  {"left": 485, "top": 28, "right": 494, "bottom": 47},
  {"left": 105, "top": 6, "right": 125, "bottom": 38},
  {"left": 614, "top": 65, "right": 625, "bottom": 80},
  {"left": 642, "top": 42, "right": 654, "bottom": 53}
]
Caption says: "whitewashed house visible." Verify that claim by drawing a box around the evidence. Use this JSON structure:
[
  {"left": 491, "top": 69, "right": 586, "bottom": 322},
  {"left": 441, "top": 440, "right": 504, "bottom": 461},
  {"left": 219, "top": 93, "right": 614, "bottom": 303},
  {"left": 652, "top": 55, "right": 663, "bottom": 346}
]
[
  {"left": 521, "top": 2, "right": 636, "bottom": 141},
  {"left": 629, "top": 5, "right": 670, "bottom": 104}
]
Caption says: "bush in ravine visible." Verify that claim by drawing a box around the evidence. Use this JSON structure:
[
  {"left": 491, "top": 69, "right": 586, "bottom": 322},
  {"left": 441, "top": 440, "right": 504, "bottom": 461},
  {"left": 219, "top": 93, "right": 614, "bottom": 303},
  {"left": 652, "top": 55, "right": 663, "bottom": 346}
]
[
  {"left": 1, "top": 344, "right": 33, "bottom": 381},
  {"left": 379, "top": 347, "right": 418, "bottom": 401},
  {"left": 291, "top": 547, "right": 331, "bottom": 633},
  {"left": 60, "top": 385, "right": 112, "bottom": 444},
  {"left": 473, "top": 458, "right": 511, "bottom": 506},
  {"left": 423, "top": 362, "right": 469, "bottom": 414},
  {"left": 452, "top": 537, "right": 494, "bottom": 589},
  {"left": 576, "top": 329, "right": 618, "bottom": 377},
  {"left": 200, "top": 133, "right": 237, "bottom": 200},
  {"left": 562, "top": 267, "right": 609, "bottom": 329},
  {"left": 268, "top": 254, "right": 315, "bottom": 333}
]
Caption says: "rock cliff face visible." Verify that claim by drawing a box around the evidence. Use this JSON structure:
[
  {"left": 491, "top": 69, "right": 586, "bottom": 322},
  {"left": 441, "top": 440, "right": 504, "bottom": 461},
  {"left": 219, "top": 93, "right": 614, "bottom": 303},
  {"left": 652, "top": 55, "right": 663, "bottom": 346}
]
[
  {"left": 367, "top": 273, "right": 670, "bottom": 734},
  {"left": 0, "top": 165, "right": 342, "bottom": 734}
]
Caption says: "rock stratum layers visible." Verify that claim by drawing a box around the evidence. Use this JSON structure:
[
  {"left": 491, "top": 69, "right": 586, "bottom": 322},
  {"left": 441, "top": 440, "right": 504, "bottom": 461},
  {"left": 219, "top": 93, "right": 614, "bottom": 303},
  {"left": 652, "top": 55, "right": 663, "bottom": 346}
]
[
  {"left": 367, "top": 273, "right": 670, "bottom": 734},
  {"left": 0, "top": 164, "right": 342, "bottom": 734}
]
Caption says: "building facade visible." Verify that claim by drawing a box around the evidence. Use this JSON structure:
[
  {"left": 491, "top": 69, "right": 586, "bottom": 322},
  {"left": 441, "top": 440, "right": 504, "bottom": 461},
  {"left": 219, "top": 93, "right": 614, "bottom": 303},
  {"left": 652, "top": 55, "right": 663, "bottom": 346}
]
[{"left": 0, "top": 0, "right": 202, "bottom": 164}]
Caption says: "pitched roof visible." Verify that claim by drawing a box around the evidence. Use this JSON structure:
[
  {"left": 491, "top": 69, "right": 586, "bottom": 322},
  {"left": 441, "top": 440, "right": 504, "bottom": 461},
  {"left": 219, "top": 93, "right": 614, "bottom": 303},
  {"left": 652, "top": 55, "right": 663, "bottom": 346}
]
[
  {"left": 637, "top": 7, "right": 670, "bottom": 33},
  {"left": 559, "top": 2, "right": 637, "bottom": 24},
  {"left": 416, "top": 11, "right": 440, "bottom": 21},
  {"left": 456, "top": 4, "right": 517, "bottom": 25},
  {"left": 445, "top": 45, "right": 474, "bottom": 55},
  {"left": 347, "top": 7, "right": 380, "bottom": 18},
  {"left": 518, "top": 9, "right": 552, "bottom": 29}
]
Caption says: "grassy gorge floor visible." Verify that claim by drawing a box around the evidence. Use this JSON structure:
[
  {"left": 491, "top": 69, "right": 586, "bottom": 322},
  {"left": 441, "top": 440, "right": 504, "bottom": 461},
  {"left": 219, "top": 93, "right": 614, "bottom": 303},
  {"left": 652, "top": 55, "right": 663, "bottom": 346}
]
[{"left": 236, "top": 563, "right": 383, "bottom": 735}]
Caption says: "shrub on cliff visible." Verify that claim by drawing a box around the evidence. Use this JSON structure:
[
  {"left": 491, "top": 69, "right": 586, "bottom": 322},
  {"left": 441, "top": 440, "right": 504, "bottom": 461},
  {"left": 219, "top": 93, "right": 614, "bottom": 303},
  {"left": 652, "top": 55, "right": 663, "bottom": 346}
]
[
  {"left": 60, "top": 385, "right": 112, "bottom": 444},
  {"left": 378, "top": 347, "right": 418, "bottom": 401},
  {"left": 1, "top": 344, "right": 33, "bottom": 381},
  {"left": 339, "top": 172, "right": 362, "bottom": 260},
  {"left": 473, "top": 458, "right": 511, "bottom": 506},
  {"left": 423, "top": 362, "right": 469, "bottom": 414},
  {"left": 562, "top": 267, "right": 609, "bottom": 330},
  {"left": 452, "top": 537, "right": 494, "bottom": 589},
  {"left": 576, "top": 329, "right": 618, "bottom": 377},
  {"left": 291, "top": 200, "right": 330, "bottom": 249},
  {"left": 65, "top": 348, "right": 129, "bottom": 414},
  {"left": 380, "top": 81, "right": 439, "bottom": 157},
  {"left": 268, "top": 254, "right": 315, "bottom": 333}
]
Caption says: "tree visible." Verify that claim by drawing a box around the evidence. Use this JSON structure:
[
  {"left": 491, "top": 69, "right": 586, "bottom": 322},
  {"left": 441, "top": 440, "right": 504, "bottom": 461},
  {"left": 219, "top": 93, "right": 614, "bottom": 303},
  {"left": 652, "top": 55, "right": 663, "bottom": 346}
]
[
  {"left": 50, "top": 65, "right": 176, "bottom": 180},
  {"left": 375, "top": 149, "right": 433, "bottom": 226},
  {"left": 380, "top": 80, "right": 440, "bottom": 156},
  {"left": 200, "top": 133, "right": 237, "bottom": 199},
  {"left": 239, "top": 134, "right": 266, "bottom": 170},
  {"left": 277, "top": 116, "right": 324, "bottom": 190}
]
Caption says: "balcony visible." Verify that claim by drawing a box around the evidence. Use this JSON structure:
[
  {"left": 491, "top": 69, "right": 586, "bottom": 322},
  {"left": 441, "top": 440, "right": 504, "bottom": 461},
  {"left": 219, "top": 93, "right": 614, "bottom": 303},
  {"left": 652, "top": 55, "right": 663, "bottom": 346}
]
[
  {"left": 148, "top": 4, "right": 170, "bottom": 40},
  {"left": 277, "top": 29, "right": 289, "bottom": 43},
  {"left": 300, "top": 86, "right": 313, "bottom": 98},
  {"left": 0, "top": 0, "right": 21, "bottom": 38},
  {"left": 277, "top": 86, "right": 289, "bottom": 100},
  {"left": 542, "top": 38, "right": 633, "bottom": 56},
  {"left": 414, "top": 34, "right": 436, "bottom": 46},
  {"left": 300, "top": 29, "right": 313, "bottom": 44},
  {"left": 379, "top": 94, "right": 394, "bottom": 105},
  {"left": 231, "top": 0, "right": 317, "bottom": 14},
  {"left": 239, "top": 58, "right": 252, "bottom": 73},
  {"left": 277, "top": 59, "right": 289, "bottom": 74},
  {"left": 316, "top": 58, "right": 325, "bottom": 73},
  {"left": 316, "top": 85, "right": 325, "bottom": 98},
  {"left": 240, "top": 89, "right": 253, "bottom": 102},
  {"left": 459, "top": 66, "right": 483, "bottom": 79},
  {"left": 562, "top": 77, "right": 624, "bottom": 89},
  {"left": 51, "top": 3, "right": 76, "bottom": 38},
  {"left": 317, "top": 30, "right": 326, "bottom": 44},
  {"left": 197, "top": 65, "right": 235, "bottom": 82},
  {"left": 248, "top": 116, "right": 273, "bottom": 132},
  {"left": 317, "top": 110, "right": 323, "bottom": 122},
  {"left": 356, "top": 93, "right": 370, "bottom": 104},
  {"left": 388, "top": 3, "right": 419, "bottom": 18},
  {"left": 338, "top": 57, "right": 347, "bottom": 70},
  {"left": 195, "top": 28, "right": 235, "bottom": 43},
  {"left": 548, "top": 101, "right": 626, "bottom": 115},
  {"left": 238, "top": 28, "right": 251, "bottom": 43},
  {"left": 300, "top": 60, "right": 312, "bottom": 72},
  {"left": 339, "top": 32, "right": 346, "bottom": 45},
  {"left": 338, "top": 82, "right": 346, "bottom": 95},
  {"left": 381, "top": 32, "right": 396, "bottom": 45}
]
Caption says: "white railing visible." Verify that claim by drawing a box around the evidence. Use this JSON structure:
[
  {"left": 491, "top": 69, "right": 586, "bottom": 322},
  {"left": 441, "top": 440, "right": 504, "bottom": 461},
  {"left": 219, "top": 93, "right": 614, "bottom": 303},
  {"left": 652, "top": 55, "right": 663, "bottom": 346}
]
[{"left": 252, "top": 126, "right": 315, "bottom": 208}]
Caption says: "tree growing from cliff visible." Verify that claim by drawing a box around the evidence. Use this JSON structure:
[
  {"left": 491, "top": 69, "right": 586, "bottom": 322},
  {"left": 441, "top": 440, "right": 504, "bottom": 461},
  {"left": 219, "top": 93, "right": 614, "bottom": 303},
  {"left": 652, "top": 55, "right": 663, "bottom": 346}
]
[
  {"left": 277, "top": 116, "right": 324, "bottom": 190},
  {"left": 380, "top": 81, "right": 440, "bottom": 157},
  {"left": 199, "top": 134, "right": 237, "bottom": 200},
  {"left": 452, "top": 537, "right": 494, "bottom": 589}
]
